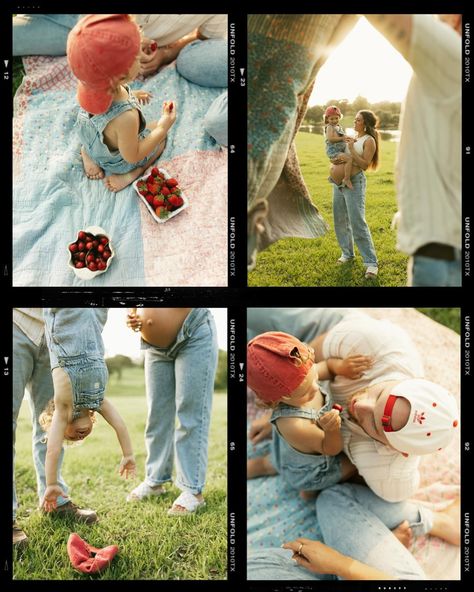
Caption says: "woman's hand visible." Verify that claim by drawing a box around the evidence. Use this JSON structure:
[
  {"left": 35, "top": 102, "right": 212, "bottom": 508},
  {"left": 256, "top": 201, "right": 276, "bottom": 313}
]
[
  {"left": 282, "top": 538, "right": 348, "bottom": 575},
  {"left": 42, "top": 484, "right": 67, "bottom": 512},
  {"left": 140, "top": 41, "right": 168, "bottom": 77},
  {"left": 133, "top": 90, "right": 153, "bottom": 105},
  {"left": 126, "top": 309, "right": 142, "bottom": 333},
  {"left": 331, "top": 152, "right": 352, "bottom": 164},
  {"left": 249, "top": 416, "right": 272, "bottom": 445},
  {"left": 119, "top": 455, "right": 137, "bottom": 479}
]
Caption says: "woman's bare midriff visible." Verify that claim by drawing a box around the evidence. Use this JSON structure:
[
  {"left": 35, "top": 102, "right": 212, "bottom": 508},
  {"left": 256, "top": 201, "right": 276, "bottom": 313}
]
[
  {"left": 330, "top": 163, "right": 361, "bottom": 185},
  {"left": 137, "top": 308, "right": 192, "bottom": 348}
]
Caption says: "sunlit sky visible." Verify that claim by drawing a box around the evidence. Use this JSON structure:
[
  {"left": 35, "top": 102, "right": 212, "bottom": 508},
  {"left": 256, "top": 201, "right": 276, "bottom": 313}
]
[
  {"left": 310, "top": 17, "right": 413, "bottom": 106},
  {"left": 102, "top": 309, "right": 227, "bottom": 358}
]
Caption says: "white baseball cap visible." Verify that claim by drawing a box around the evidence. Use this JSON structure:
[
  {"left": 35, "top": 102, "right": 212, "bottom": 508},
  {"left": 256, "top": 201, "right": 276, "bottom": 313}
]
[{"left": 382, "top": 379, "right": 459, "bottom": 456}]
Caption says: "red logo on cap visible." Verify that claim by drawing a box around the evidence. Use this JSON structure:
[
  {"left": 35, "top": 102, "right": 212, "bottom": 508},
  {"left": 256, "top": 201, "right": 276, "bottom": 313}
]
[{"left": 413, "top": 411, "right": 426, "bottom": 425}]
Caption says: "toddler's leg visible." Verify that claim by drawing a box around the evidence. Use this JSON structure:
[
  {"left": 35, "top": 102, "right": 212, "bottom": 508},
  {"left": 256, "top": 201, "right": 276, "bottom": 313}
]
[
  {"left": 328, "top": 163, "right": 345, "bottom": 186},
  {"left": 247, "top": 454, "right": 278, "bottom": 479},
  {"left": 81, "top": 147, "right": 104, "bottom": 180},
  {"left": 342, "top": 158, "right": 353, "bottom": 189},
  {"left": 104, "top": 137, "right": 167, "bottom": 193}
]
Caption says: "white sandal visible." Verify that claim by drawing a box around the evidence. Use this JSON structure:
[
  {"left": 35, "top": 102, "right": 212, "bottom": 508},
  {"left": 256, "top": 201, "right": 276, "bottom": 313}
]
[
  {"left": 167, "top": 491, "right": 206, "bottom": 516},
  {"left": 126, "top": 482, "right": 165, "bottom": 502}
]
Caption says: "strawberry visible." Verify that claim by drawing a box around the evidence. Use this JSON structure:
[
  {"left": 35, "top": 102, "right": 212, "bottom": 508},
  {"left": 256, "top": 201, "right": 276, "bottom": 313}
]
[
  {"left": 69, "top": 243, "right": 78, "bottom": 253},
  {"left": 169, "top": 101, "right": 174, "bottom": 112},
  {"left": 161, "top": 186, "right": 170, "bottom": 196},
  {"left": 153, "top": 196, "right": 164, "bottom": 208},
  {"left": 146, "top": 174, "right": 155, "bottom": 184},
  {"left": 139, "top": 189, "right": 148, "bottom": 197},
  {"left": 151, "top": 167, "right": 159, "bottom": 177},
  {"left": 145, "top": 194, "right": 154, "bottom": 204},
  {"left": 155, "top": 206, "right": 164, "bottom": 217},
  {"left": 332, "top": 404, "right": 343, "bottom": 412},
  {"left": 150, "top": 41, "right": 157, "bottom": 51},
  {"left": 168, "top": 195, "right": 184, "bottom": 208},
  {"left": 166, "top": 178, "right": 178, "bottom": 187}
]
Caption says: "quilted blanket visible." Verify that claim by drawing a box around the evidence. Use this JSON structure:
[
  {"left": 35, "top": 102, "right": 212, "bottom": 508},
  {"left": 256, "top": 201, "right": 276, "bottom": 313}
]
[
  {"left": 247, "top": 308, "right": 461, "bottom": 580},
  {"left": 13, "top": 56, "right": 227, "bottom": 286}
]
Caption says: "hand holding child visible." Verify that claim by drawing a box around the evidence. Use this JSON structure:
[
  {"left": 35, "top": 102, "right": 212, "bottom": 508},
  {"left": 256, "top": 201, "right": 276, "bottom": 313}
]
[
  {"left": 318, "top": 409, "right": 342, "bottom": 432},
  {"left": 42, "top": 484, "right": 67, "bottom": 512},
  {"left": 119, "top": 455, "right": 137, "bottom": 479}
]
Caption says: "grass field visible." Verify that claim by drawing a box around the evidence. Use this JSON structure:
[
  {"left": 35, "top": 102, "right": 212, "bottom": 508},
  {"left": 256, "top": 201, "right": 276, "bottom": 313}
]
[
  {"left": 13, "top": 367, "right": 227, "bottom": 580},
  {"left": 248, "top": 131, "right": 408, "bottom": 287}
]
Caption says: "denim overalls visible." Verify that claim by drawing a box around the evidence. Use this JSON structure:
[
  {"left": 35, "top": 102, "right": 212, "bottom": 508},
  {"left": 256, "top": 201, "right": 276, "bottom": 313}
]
[
  {"left": 76, "top": 85, "right": 157, "bottom": 175},
  {"left": 43, "top": 308, "right": 109, "bottom": 418},
  {"left": 141, "top": 308, "right": 218, "bottom": 495},
  {"left": 270, "top": 389, "right": 342, "bottom": 491}
]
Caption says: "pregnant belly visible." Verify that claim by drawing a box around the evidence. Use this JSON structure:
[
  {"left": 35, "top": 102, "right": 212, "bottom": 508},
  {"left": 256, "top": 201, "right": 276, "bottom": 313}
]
[{"left": 137, "top": 308, "right": 192, "bottom": 348}]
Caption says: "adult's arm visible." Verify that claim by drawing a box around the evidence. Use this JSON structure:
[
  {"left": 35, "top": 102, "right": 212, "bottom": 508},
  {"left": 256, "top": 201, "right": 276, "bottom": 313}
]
[
  {"left": 283, "top": 539, "right": 394, "bottom": 580},
  {"left": 344, "top": 135, "right": 376, "bottom": 170}
]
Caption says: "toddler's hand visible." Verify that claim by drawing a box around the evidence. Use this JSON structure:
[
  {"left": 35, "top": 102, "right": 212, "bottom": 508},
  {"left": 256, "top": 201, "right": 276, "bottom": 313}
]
[
  {"left": 119, "top": 455, "right": 137, "bottom": 479},
  {"left": 160, "top": 101, "right": 177, "bottom": 128},
  {"left": 318, "top": 409, "right": 341, "bottom": 432},
  {"left": 133, "top": 90, "right": 153, "bottom": 105},
  {"left": 42, "top": 484, "right": 67, "bottom": 512},
  {"left": 339, "top": 355, "right": 373, "bottom": 379}
]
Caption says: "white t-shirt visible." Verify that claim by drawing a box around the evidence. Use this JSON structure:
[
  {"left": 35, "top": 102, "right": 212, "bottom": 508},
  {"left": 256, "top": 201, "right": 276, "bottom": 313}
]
[
  {"left": 322, "top": 317, "right": 425, "bottom": 501},
  {"left": 135, "top": 14, "right": 228, "bottom": 45},
  {"left": 395, "top": 14, "right": 461, "bottom": 254}
]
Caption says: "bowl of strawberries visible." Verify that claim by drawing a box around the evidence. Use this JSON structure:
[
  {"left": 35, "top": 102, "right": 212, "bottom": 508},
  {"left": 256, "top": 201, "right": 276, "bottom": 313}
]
[
  {"left": 133, "top": 166, "right": 189, "bottom": 223},
  {"left": 67, "top": 226, "right": 115, "bottom": 280}
]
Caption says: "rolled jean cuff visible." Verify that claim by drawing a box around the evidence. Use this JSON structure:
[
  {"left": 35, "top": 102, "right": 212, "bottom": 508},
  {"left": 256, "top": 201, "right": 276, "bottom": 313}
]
[
  {"left": 175, "top": 478, "right": 203, "bottom": 496},
  {"left": 409, "top": 504, "right": 433, "bottom": 537}
]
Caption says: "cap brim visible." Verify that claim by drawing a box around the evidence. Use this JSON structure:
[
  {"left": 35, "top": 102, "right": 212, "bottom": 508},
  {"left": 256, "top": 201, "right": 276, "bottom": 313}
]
[{"left": 77, "top": 82, "right": 113, "bottom": 115}]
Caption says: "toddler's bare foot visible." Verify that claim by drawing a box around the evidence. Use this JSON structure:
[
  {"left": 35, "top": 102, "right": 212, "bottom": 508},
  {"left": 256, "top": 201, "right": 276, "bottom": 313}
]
[
  {"left": 81, "top": 147, "right": 104, "bottom": 180},
  {"left": 430, "top": 497, "right": 461, "bottom": 546},
  {"left": 247, "top": 455, "right": 277, "bottom": 479},
  {"left": 392, "top": 520, "right": 413, "bottom": 548},
  {"left": 343, "top": 177, "right": 353, "bottom": 190},
  {"left": 104, "top": 170, "right": 140, "bottom": 193},
  {"left": 299, "top": 490, "right": 319, "bottom": 501}
]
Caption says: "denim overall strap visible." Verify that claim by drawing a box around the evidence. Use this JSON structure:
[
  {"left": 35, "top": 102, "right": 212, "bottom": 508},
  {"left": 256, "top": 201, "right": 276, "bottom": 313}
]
[
  {"left": 270, "top": 388, "right": 332, "bottom": 425},
  {"left": 86, "top": 85, "right": 146, "bottom": 136}
]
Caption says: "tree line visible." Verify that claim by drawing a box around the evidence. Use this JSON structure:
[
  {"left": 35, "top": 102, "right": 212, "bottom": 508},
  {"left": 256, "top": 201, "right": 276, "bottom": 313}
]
[
  {"left": 305, "top": 96, "right": 401, "bottom": 130},
  {"left": 106, "top": 350, "right": 228, "bottom": 391}
]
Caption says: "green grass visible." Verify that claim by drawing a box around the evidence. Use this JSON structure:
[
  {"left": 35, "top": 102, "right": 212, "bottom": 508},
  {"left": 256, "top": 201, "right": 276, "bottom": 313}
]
[
  {"left": 13, "top": 369, "right": 227, "bottom": 580},
  {"left": 13, "top": 57, "right": 24, "bottom": 96},
  {"left": 248, "top": 132, "right": 408, "bottom": 287},
  {"left": 416, "top": 308, "right": 461, "bottom": 334}
]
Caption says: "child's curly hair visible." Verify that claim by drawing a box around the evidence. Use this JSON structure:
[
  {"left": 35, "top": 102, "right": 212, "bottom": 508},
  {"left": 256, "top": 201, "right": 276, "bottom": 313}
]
[{"left": 39, "top": 399, "right": 97, "bottom": 445}]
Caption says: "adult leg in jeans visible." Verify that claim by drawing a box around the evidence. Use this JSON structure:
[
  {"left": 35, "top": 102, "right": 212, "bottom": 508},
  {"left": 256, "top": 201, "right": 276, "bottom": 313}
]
[
  {"left": 332, "top": 184, "right": 355, "bottom": 261},
  {"left": 13, "top": 14, "right": 80, "bottom": 56},
  {"left": 174, "top": 318, "right": 218, "bottom": 495},
  {"left": 143, "top": 349, "right": 176, "bottom": 487},
  {"left": 176, "top": 39, "right": 227, "bottom": 88},
  {"left": 204, "top": 91, "right": 228, "bottom": 146},
  {"left": 317, "top": 483, "right": 426, "bottom": 579},
  {"left": 13, "top": 325, "right": 69, "bottom": 523},
  {"left": 336, "top": 174, "right": 378, "bottom": 268},
  {"left": 248, "top": 547, "right": 332, "bottom": 581},
  {"left": 410, "top": 255, "right": 462, "bottom": 287}
]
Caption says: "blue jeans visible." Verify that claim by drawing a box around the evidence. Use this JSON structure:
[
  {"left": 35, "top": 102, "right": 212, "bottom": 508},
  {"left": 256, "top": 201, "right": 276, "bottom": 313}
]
[
  {"left": 13, "top": 324, "right": 69, "bottom": 519},
  {"left": 247, "top": 483, "right": 427, "bottom": 580},
  {"left": 410, "top": 254, "right": 462, "bottom": 287},
  {"left": 176, "top": 39, "right": 228, "bottom": 146},
  {"left": 142, "top": 309, "right": 218, "bottom": 495},
  {"left": 332, "top": 172, "right": 378, "bottom": 267},
  {"left": 13, "top": 14, "right": 80, "bottom": 56}
]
